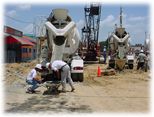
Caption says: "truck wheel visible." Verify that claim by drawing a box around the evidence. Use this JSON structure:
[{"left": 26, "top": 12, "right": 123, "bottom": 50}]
[
  {"left": 129, "top": 64, "right": 134, "bottom": 69},
  {"left": 109, "top": 63, "right": 115, "bottom": 68},
  {"left": 71, "top": 73, "right": 78, "bottom": 82},
  {"left": 78, "top": 73, "right": 84, "bottom": 82}
]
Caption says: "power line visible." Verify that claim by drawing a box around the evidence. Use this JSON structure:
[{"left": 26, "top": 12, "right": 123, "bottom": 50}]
[{"left": 5, "top": 14, "right": 33, "bottom": 24}]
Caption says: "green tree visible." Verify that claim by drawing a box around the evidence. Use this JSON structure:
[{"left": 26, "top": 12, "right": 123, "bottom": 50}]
[{"left": 99, "top": 39, "right": 108, "bottom": 52}]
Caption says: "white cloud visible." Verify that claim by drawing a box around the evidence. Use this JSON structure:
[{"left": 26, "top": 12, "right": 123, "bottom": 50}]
[
  {"left": 101, "top": 15, "right": 115, "bottom": 26},
  {"left": 76, "top": 19, "right": 85, "bottom": 37},
  {"left": 125, "top": 21, "right": 147, "bottom": 44},
  {"left": 128, "top": 16, "right": 145, "bottom": 21},
  {"left": 6, "top": 10, "right": 17, "bottom": 17},
  {"left": 76, "top": 19, "right": 85, "bottom": 30},
  {"left": 17, "top": 4, "right": 31, "bottom": 10}
]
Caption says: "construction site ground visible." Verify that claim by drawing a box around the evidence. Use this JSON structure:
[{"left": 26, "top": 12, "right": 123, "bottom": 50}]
[{"left": 4, "top": 60, "right": 150, "bottom": 114}]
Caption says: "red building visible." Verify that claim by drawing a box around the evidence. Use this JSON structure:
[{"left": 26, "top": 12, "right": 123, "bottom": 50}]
[{"left": 4, "top": 26, "right": 37, "bottom": 63}]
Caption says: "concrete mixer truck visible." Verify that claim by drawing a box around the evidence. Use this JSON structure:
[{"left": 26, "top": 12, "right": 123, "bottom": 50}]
[
  {"left": 38, "top": 9, "right": 84, "bottom": 82},
  {"left": 107, "top": 7, "right": 134, "bottom": 70}
]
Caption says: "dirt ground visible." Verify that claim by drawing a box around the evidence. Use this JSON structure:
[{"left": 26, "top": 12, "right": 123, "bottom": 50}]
[{"left": 3, "top": 60, "right": 150, "bottom": 114}]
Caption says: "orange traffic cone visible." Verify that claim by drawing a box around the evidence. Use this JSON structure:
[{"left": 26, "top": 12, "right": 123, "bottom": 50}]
[{"left": 97, "top": 66, "right": 101, "bottom": 77}]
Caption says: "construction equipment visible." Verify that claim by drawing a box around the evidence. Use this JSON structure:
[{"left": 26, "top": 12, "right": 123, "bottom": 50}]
[
  {"left": 81, "top": 3, "right": 101, "bottom": 61},
  {"left": 37, "top": 9, "right": 83, "bottom": 82},
  {"left": 45, "top": 9, "right": 80, "bottom": 62},
  {"left": 107, "top": 7, "right": 134, "bottom": 70}
]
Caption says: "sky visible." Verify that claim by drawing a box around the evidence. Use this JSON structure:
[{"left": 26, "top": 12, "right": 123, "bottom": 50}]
[{"left": 4, "top": 3, "right": 149, "bottom": 45}]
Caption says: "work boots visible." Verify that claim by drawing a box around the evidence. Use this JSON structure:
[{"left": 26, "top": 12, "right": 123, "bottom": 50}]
[{"left": 71, "top": 87, "right": 75, "bottom": 92}]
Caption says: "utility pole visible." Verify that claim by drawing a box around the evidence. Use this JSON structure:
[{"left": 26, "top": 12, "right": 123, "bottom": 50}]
[
  {"left": 120, "top": 6, "right": 123, "bottom": 28},
  {"left": 33, "top": 15, "right": 47, "bottom": 62}
]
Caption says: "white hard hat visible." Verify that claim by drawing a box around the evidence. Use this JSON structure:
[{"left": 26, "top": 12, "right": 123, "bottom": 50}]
[
  {"left": 75, "top": 53, "right": 78, "bottom": 56},
  {"left": 35, "top": 64, "right": 42, "bottom": 70},
  {"left": 140, "top": 50, "right": 144, "bottom": 53},
  {"left": 46, "top": 62, "right": 50, "bottom": 68}
]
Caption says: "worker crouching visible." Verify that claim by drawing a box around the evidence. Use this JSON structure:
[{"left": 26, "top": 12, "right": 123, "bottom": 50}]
[
  {"left": 46, "top": 60, "right": 75, "bottom": 93},
  {"left": 26, "top": 64, "right": 42, "bottom": 93}
]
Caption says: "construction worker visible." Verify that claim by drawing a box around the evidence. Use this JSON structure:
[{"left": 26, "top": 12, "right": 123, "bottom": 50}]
[
  {"left": 137, "top": 50, "right": 147, "bottom": 70},
  {"left": 103, "top": 46, "right": 107, "bottom": 64},
  {"left": 26, "top": 64, "right": 42, "bottom": 93},
  {"left": 46, "top": 60, "right": 75, "bottom": 93}
]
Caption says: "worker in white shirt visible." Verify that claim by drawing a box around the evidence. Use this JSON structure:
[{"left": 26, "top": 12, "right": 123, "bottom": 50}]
[
  {"left": 46, "top": 60, "right": 75, "bottom": 93},
  {"left": 137, "top": 50, "right": 147, "bottom": 70},
  {"left": 26, "top": 64, "right": 42, "bottom": 93}
]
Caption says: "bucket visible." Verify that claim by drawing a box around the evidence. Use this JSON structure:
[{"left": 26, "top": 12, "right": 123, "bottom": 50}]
[
  {"left": 115, "top": 59, "right": 126, "bottom": 70},
  {"left": 53, "top": 9, "right": 68, "bottom": 20}
]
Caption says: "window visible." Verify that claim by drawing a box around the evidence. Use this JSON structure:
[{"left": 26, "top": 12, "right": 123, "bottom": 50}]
[
  {"left": 22, "top": 48, "right": 24, "bottom": 53},
  {"left": 29, "top": 48, "right": 31, "bottom": 53},
  {"left": 22, "top": 48, "right": 26, "bottom": 53},
  {"left": 25, "top": 48, "right": 27, "bottom": 53}
]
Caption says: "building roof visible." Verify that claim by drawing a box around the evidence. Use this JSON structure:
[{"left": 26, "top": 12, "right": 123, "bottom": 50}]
[
  {"left": 22, "top": 36, "right": 37, "bottom": 44},
  {"left": 5, "top": 35, "right": 35, "bottom": 46}
]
